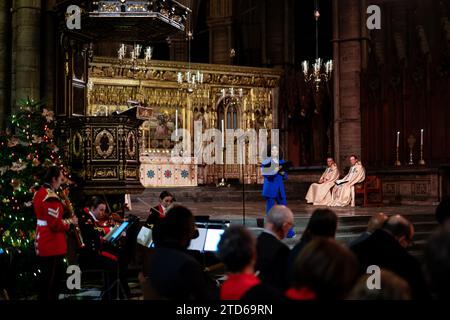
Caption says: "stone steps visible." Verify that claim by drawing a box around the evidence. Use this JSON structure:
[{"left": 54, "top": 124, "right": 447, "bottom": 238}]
[{"left": 138, "top": 182, "right": 311, "bottom": 202}]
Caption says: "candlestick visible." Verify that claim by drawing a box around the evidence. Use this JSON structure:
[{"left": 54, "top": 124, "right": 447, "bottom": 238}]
[
  {"left": 419, "top": 129, "right": 426, "bottom": 165},
  {"left": 221, "top": 119, "right": 225, "bottom": 147},
  {"left": 395, "top": 146, "right": 401, "bottom": 166},
  {"left": 419, "top": 145, "right": 426, "bottom": 165},
  {"left": 396, "top": 131, "right": 400, "bottom": 148},
  {"left": 175, "top": 109, "right": 178, "bottom": 137},
  {"left": 407, "top": 134, "right": 416, "bottom": 165}
]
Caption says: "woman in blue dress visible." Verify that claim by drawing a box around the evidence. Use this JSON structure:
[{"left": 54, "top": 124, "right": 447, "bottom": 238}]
[{"left": 261, "top": 145, "right": 295, "bottom": 238}]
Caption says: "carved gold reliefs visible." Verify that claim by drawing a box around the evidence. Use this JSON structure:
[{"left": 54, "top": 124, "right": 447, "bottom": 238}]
[
  {"left": 87, "top": 56, "right": 281, "bottom": 184},
  {"left": 93, "top": 166, "right": 118, "bottom": 179},
  {"left": 93, "top": 129, "right": 116, "bottom": 159},
  {"left": 71, "top": 131, "right": 83, "bottom": 159},
  {"left": 125, "top": 167, "right": 138, "bottom": 179},
  {"left": 126, "top": 130, "right": 137, "bottom": 159}
]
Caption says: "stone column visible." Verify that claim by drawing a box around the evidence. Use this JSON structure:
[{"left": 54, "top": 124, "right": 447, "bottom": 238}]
[
  {"left": 332, "top": 0, "right": 364, "bottom": 167},
  {"left": 207, "top": 0, "right": 233, "bottom": 65},
  {"left": 0, "top": 0, "right": 10, "bottom": 129},
  {"left": 11, "top": 0, "right": 41, "bottom": 111},
  {"left": 42, "top": 0, "right": 56, "bottom": 111}
]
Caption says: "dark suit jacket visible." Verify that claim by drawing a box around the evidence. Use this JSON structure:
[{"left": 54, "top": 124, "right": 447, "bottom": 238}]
[
  {"left": 256, "top": 231, "right": 291, "bottom": 290},
  {"left": 143, "top": 243, "right": 218, "bottom": 300},
  {"left": 351, "top": 229, "right": 430, "bottom": 299},
  {"left": 348, "top": 231, "right": 372, "bottom": 249}
]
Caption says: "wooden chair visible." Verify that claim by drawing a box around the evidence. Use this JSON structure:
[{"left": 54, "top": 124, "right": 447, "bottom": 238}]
[{"left": 351, "top": 175, "right": 383, "bottom": 207}]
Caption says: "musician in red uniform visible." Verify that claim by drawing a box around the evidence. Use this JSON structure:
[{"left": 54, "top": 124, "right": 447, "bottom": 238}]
[
  {"left": 145, "top": 191, "right": 175, "bottom": 228},
  {"left": 78, "top": 197, "right": 117, "bottom": 265},
  {"left": 34, "top": 166, "right": 78, "bottom": 300},
  {"left": 78, "top": 196, "right": 121, "bottom": 299}
]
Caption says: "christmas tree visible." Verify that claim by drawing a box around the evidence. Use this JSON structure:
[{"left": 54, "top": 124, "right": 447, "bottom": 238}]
[{"left": 0, "top": 98, "right": 67, "bottom": 298}]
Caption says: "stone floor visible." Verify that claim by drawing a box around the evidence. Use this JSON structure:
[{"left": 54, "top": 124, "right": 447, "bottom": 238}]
[
  {"left": 129, "top": 191, "right": 438, "bottom": 253},
  {"left": 129, "top": 194, "right": 437, "bottom": 223}
]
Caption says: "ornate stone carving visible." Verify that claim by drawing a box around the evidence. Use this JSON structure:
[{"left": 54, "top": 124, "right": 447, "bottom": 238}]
[{"left": 93, "top": 129, "right": 116, "bottom": 159}]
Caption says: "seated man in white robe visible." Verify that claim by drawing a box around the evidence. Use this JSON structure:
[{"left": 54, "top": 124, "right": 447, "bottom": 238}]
[
  {"left": 305, "top": 157, "right": 339, "bottom": 205},
  {"left": 329, "top": 155, "right": 366, "bottom": 207}
]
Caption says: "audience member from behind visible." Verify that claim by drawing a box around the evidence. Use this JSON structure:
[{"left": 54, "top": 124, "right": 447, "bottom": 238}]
[
  {"left": 423, "top": 223, "right": 450, "bottom": 299},
  {"left": 141, "top": 205, "right": 217, "bottom": 300},
  {"left": 287, "top": 238, "right": 358, "bottom": 300},
  {"left": 351, "top": 214, "right": 429, "bottom": 299},
  {"left": 435, "top": 196, "right": 450, "bottom": 225},
  {"left": 255, "top": 205, "right": 293, "bottom": 290},
  {"left": 288, "top": 209, "right": 337, "bottom": 276},
  {"left": 348, "top": 269, "right": 411, "bottom": 300},
  {"left": 218, "top": 225, "right": 285, "bottom": 301},
  {"left": 348, "top": 212, "right": 388, "bottom": 248}
]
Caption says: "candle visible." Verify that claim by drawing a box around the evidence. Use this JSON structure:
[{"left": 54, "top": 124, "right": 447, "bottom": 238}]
[
  {"left": 175, "top": 110, "right": 178, "bottom": 137},
  {"left": 221, "top": 119, "right": 225, "bottom": 147},
  {"left": 397, "top": 131, "right": 400, "bottom": 148},
  {"left": 421, "top": 129, "right": 424, "bottom": 146}
]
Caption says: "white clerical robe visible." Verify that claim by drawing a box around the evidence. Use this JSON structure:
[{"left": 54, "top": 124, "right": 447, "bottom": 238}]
[
  {"left": 305, "top": 164, "right": 339, "bottom": 205},
  {"left": 328, "top": 161, "right": 366, "bottom": 207}
]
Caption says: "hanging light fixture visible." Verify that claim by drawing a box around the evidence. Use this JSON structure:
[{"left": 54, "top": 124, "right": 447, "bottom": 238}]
[
  {"left": 218, "top": 87, "right": 245, "bottom": 99},
  {"left": 118, "top": 43, "right": 153, "bottom": 72},
  {"left": 177, "top": 31, "right": 204, "bottom": 93},
  {"left": 302, "top": 0, "right": 333, "bottom": 91}
]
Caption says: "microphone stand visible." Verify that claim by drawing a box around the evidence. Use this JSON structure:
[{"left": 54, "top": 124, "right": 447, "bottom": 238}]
[
  {"left": 242, "top": 161, "right": 246, "bottom": 226},
  {"left": 238, "top": 135, "right": 246, "bottom": 226}
]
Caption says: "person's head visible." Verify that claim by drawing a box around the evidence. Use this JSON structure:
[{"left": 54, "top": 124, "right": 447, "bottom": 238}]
[
  {"left": 382, "top": 215, "right": 414, "bottom": 248},
  {"left": 326, "top": 157, "right": 335, "bottom": 167},
  {"left": 292, "top": 238, "right": 358, "bottom": 299},
  {"left": 266, "top": 205, "right": 295, "bottom": 240},
  {"left": 271, "top": 145, "right": 279, "bottom": 158},
  {"left": 159, "top": 191, "right": 174, "bottom": 209},
  {"left": 423, "top": 223, "right": 450, "bottom": 299},
  {"left": 217, "top": 225, "right": 256, "bottom": 274},
  {"left": 154, "top": 205, "right": 196, "bottom": 249},
  {"left": 87, "top": 196, "right": 107, "bottom": 220},
  {"left": 367, "top": 212, "right": 388, "bottom": 233},
  {"left": 43, "top": 166, "right": 65, "bottom": 190},
  {"left": 302, "top": 209, "right": 338, "bottom": 241},
  {"left": 435, "top": 196, "right": 450, "bottom": 225},
  {"left": 349, "top": 155, "right": 358, "bottom": 166},
  {"left": 348, "top": 269, "right": 411, "bottom": 300}
]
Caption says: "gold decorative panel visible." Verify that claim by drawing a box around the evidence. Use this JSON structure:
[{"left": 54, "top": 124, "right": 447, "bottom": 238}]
[
  {"left": 93, "top": 166, "right": 118, "bottom": 180},
  {"left": 93, "top": 128, "right": 117, "bottom": 160},
  {"left": 86, "top": 57, "right": 281, "bottom": 184}
]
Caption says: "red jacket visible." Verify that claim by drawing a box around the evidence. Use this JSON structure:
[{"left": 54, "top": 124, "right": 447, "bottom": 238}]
[
  {"left": 34, "top": 185, "right": 70, "bottom": 257},
  {"left": 220, "top": 274, "right": 261, "bottom": 300}
]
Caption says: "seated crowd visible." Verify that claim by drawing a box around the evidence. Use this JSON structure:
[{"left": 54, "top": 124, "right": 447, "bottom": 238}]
[{"left": 136, "top": 195, "right": 450, "bottom": 300}]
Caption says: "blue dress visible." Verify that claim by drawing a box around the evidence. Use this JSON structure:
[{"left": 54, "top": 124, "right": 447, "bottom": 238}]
[{"left": 261, "top": 158, "right": 288, "bottom": 213}]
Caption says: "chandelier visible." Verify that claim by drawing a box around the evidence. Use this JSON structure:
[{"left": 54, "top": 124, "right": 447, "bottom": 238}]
[
  {"left": 177, "top": 31, "right": 204, "bottom": 93},
  {"left": 219, "top": 87, "right": 244, "bottom": 99},
  {"left": 118, "top": 43, "right": 153, "bottom": 72},
  {"left": 302, "top": 0, "right": 333, "bottom": 91}
]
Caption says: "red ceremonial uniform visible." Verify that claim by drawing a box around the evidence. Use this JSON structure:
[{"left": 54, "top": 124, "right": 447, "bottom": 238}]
[{"left": 33, "top": 185, "right": 70, "bottom": 257}]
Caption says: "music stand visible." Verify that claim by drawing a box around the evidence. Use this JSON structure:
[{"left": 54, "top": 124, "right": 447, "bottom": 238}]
[{"left": 101, "top": 217, "right": 138, "bottom": 300}]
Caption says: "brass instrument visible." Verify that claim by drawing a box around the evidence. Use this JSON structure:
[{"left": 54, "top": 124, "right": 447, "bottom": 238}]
[{"left": 60, "top": 187, "right": 86, "bottom": 249}]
